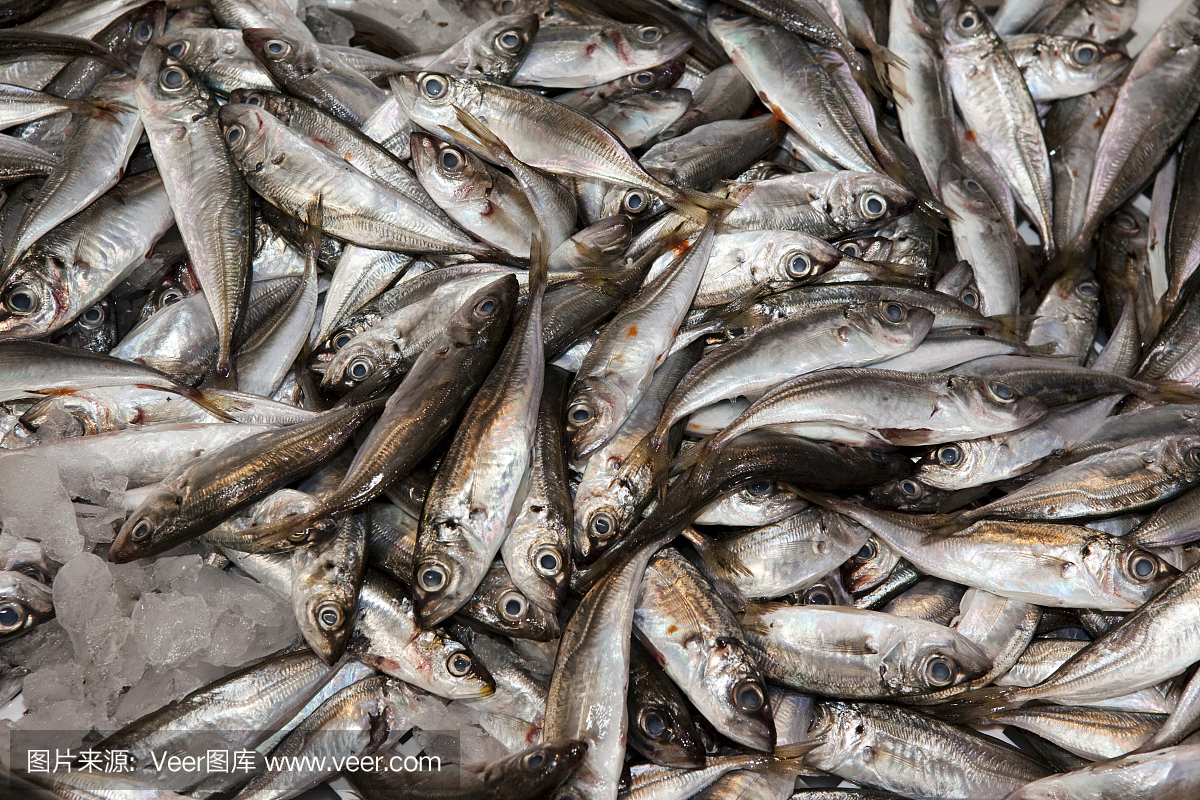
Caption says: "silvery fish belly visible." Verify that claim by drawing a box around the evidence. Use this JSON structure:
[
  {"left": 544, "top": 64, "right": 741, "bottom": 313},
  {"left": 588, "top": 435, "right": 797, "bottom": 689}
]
[{"left": 7, "top": 4, "right": 1200, "bottom": 800}]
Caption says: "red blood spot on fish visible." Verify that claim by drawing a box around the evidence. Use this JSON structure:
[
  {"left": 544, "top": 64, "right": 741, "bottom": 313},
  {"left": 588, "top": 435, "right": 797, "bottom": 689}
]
[
  {"left": 964, "top": 129, "right": 977, "bottom": 142},
  {"left": 666, "top": 624, "right": 678, "bottom": 634},
  {"left": 627, "top": 325, "right": 638, "bottom": 338}
]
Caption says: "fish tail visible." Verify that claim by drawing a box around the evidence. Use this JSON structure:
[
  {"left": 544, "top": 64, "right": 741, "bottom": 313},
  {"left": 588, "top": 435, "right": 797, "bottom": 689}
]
[
  {"left": 683, "top": 526, "right": 752, "bottom": 578},
  {"left": 161, "top": 383, "right": 238, "bottom": 422},
  {"left": 867, "top": 42, "right": 910, "bottom": 102},
  {"left": 921, "top": 685, "right": 1027, "bottom": 723},
  {"left": 1137, "top": 380, "right": 1200, "bottom": 405},
  {"left": 666, "top": 187, "right": 736, "bottom": 225},
  {"left": 77, "top": 96, "right": 134, "bottom": 122},
  {"left": 238, "top": 513, "right": 338, "bottom": 554}
]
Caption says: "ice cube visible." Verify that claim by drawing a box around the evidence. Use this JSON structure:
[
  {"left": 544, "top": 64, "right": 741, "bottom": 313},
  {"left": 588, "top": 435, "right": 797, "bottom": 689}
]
[
  {"left": 52, "top": 554, "right": 130, "bottom": 668},
  {"left": 0, "top": 454, "right": 82, "bottom": 562},
  {"left": 131, "top": 593, "right": 213, "bottom": 668}
]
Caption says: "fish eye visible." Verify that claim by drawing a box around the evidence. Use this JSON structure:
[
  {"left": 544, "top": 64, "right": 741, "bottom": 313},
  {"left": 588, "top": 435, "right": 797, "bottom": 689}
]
[
  {"left": 522, "top": 750, "right": 546, "bottom": 770},
  {"left": 960, "top": 289, "right": 979, "bottom": 308},
  {"left": 957, "top": 11, "right": 979, "bottom": 31},
  {"left": 159, "top": 66, "right": 187, "bottom": 91},
  {"left": 1114, "top": 212, "right": 1139, "bottom": 233},
  {"left": 160, "top": 289, "right": 183, "bottom": 307},
  {"left": 857, "top": 541, "right": 876, "bottom": 560},
  {"left": 1186, "top": 446, "right": 1200, "bottom": 470},
  {"left": 496, "top": 29, "right": 524, "bottom": 51},
  {"left": 925, "top": 655, "right": 955, "bottom": 686},
  {"left": 658, "top": 127, "right": 677, "bottom": 139},
  {"left": 589, "top": 511, "right": 615, "bottom": 539},
  {"left": 622, "top": 190, "right": 647, "bottom": 214},
  {"left": 568, "top": 402, "right": 593, "bottom": 425},
  {"left": 166, "top": 39, "right": 186, "bottom": 57},
  {"left": 747, "top": 479, "right": 772, "bottom": 497},
  {"left": 883, "top": 301, "right": 907, "bottom": 322},
  {"left": 446, "top": 652, "right": 473, "bottom": 677},
  {"left": 439, "top": 148, "right": 463, "bottom": 172},
  {"left": 861, "top": 193, "right": 888, "bottom": 218},
  {"left": 246, "top": 94, "right": 263, "bottom": 106},
  {"left": 498, "top": 0, "right": 518, "bottom": 11},
  {"left": 347, "top": 357, "right": 373, "bottom": 381},
  {"left": 805, "top": 586, "right": 833, "bottom": 604},
  {"left": 0, "top": 603, "right": 22, "bottom": 632},
  {"left": 640, "top": 708, "right": 667, "bottom": 737},
  {"left": 533, "top": 546, "right": 562, "bottom": 576},
  {"left": 1126, "top": 552, "right": 1159, "bottom": 582},
  {"left": 475, "top": 297, "right": 497, "bottom": 316},
  {"left": 418, "top": 562, "right": 448, "bottom": 591},
  {"left": 732, "top": 680, "right": 764, "bottom": 712},
  {"left": 421, "top": 73, "right": 448, "bottom": 100},
  {"left": 937, "top": 445, "right": 962, "bottom": 466},
  {"left": 333, "top": 332, "right": 353, "bottom": 350},
  {"left": 225, "top": 124, "right": 245, "bottom": 147},
  {"left": 315, "top": 601, "right": 344, "bottom": 631},
  {"left": 137, "top": 23, "right": 153, "bottom": 42},
  {"left": 839, "top": 242, "right": 862, "bottom": 257},
  {"left": 130, "top": 518, "right": 153, "bottom": 542},
  {"left": 1077, "top": 280, "right": 1099, "bottom": 297},
  {"left": 265, "top": 39, "right": 290, "bottom": 57},
  {"left": 986, "top": 381, "right": 1018, "bottom": 403},
  {"left": 964, "top": 178, "right": 982, "bottom": 192},
  {"left": 899, "top": 479, "right": 923, "bottom": 499},
  {"left": 17, "top": 566, "right": 47, "bottom": 584},
  {"left": 499, "top": 590, "right": 527, "bottom": 621},
  {"left": 6, "top": 285, "right": 42, "bottom": 315},
  {"left": 80, "top": 305, "right": 105, "bottom": 327},
  {"left": 632, "top": 70, "right": 655, "bottom": 86},
  {"left": 637, "top": 26, "right": 663, "bottom": 43},
  {"left": 786, "top": 252, "right": 813, "bottom": 278},
  {"left": 1074, "top": 43, "right": 1098, "bottom": 65}
]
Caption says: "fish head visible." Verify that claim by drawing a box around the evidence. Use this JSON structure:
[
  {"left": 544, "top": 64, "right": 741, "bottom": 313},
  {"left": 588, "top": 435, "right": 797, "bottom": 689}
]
[
  {"left": 481, "top": 739, "right": 588, "bottom": 796},
  {"left": 702, "top": 637, "right": 775, "bottom": 751},
  {"left": 1161, "top": 435, "right": 1200, "bottom": 480},
  {"left": 1050, "top": 37, "right": 1130, "bottom": 93},
  {"left": 962, "top": 377, "right": 1048, "bottom": 432},
  {"left": 160, "top": 28, "right": 223, "bottom": 75},
  {"left": 0, "top": 260, "right": 67, "bottom": 339},
  {"left": 113, "top": 1, "right": 167, "bottom": 65},
  {"left": 412, "top": 521, "right": 488, "bottom": 629},
  {"left": 797, "top": 701, "right": 862, "bottom": 768},
  {"left": 1083, "top": 0, "right": 1138, "bottom": 43},
  {"left": 135, "top": 43, "right": 208, "bottom": 118},
  {"left": 915, "top": 439, "right": 988, "bottom": 490},
  {"left": 460, "top": 13, "right": 539, "bottom": 83},
  {"left": 19, "top": 393, "right": 105, "bottom": 437},
  {"left": 242, "top": 27, "right": 320, "bottom": 82},
  {"left": 628, "top": 684, "right": 706, "bottom": 767},
  {"left": 409, "top": 131, "right": 494, "bottom": 206},
  {"left": 829, "top": 174, "right": 916, "bottom": 231},
  {"left": 109, "top": 480, "right": 188, "bottom": 564},
  {"left": 218, "top": 102, "right": 276, "bottom": 174},
  {"left": 599, "top": 184, "right": 661, "bottom": 222},
  {"left": 698, "top": 479, "right": 808, "bottom": 526},
  {"left": 940, "top": 0, "right": 991, "bottom": 49},
  {"left": 762, "top": 234, "right": 843, "bottom": 284},
  {"left": 446, "top": 273, "right": 520, "bottom": 350},
  {"left": 0, "top": 539, "right": 56, "bottom": 586},
  {"left": 227, "top": 87, "right": 292, "bottom": 123},
  {"left": 467, "top": 564, "right": 561, "bottom": 641},
  {"left": 607, "top": 23, "right": 694, "bottom": 72},
  {"left": 565, "top": 376, "right": 622, "bottom": 462},
  {"left": 858, "top": 299, "right": 937, "bottom": 353},
  {"left": 937, "top": 163, "right": 1003, "bottom": 223},
  {"left": 424, "top": 634, "right": 495, "bottom": 699},
  {"left": 898, "top": 0, "right": 945, "bottom": 41},
  {"left": 321, "top": 329, "right": 399, "bottom": 391},
  {"left": 572, "top": 467, "right": 638, "bottom": 564},
  {"left": 1087, "top": 535, "right": 1179, "bottom": 610},
  {"left": 0, "top": 571, "right": 54, "bottom": 641},
  {"left": 841, "top": 536, "right": 898, "bottom": 593},
  {"left": 390, "top": 71, "right": 481, "bottom": 138},
  {"left": 868, "top": 476, "right": 950, "bottom": 513},
  {"left": 295, "top": 588, "right": 353, "bottom": 665},
  {"left": 892, "top": 629, "right": 992, "bottom": 694}
]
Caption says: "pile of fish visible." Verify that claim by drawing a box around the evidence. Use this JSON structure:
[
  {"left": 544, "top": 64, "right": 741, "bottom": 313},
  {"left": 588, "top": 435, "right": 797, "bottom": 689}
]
[{"left": 6, "top": 0, "right": 1200, "bottom": 797}]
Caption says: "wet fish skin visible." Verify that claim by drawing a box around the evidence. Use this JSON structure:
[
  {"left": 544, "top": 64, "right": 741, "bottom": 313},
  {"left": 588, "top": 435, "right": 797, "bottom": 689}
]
[
  {"left": 627, "top": 638, "right": 706, "bottom": 768},
  {"left": 137, "top": 43, "right": 250, "bottom": 386}
]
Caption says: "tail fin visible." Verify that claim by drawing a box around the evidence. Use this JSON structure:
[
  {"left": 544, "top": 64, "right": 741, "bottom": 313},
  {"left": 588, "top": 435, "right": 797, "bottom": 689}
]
[
  {"left": 160, "top": 383, "right": 238, "bottom": 423},
  {"left": 919, "top": 685, "right": 1028, "bottom": 724},
  {"left": 74, "top": 97, "right": 133, "bottom": 122},
  {"left": 683, "top": 525, "right": 751, "bottom": 578}
]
